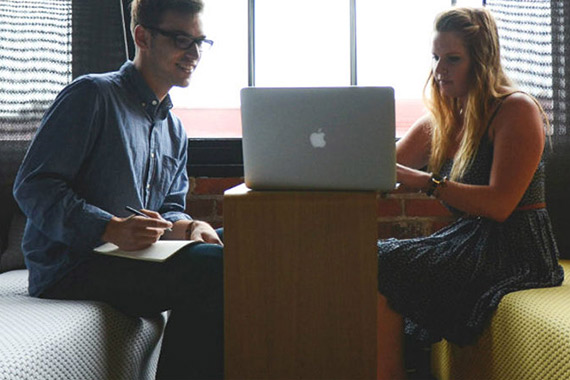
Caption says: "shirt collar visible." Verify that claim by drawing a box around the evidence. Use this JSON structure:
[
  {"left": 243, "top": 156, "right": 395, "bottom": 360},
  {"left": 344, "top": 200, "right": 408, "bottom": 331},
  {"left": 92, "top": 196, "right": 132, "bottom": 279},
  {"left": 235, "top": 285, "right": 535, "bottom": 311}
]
[{"left": 120, "top": 61, "right": 173, "bottom": 121}]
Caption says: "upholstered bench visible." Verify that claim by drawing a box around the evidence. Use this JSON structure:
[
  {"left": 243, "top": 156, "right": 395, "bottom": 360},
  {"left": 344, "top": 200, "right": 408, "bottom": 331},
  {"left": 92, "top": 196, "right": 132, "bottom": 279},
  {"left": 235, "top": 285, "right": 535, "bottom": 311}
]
[
  {"left": 0, "top": 211, "right": 169, "bottom": 380},
  {"left": 0, "top": 146, "right": 169, "bottom": 379},
  {"left": 431, "top": 259, "right": 570, "bottom": 380},
  {"left": 0, "top": 269, "right": 168, "bottom": 380}
]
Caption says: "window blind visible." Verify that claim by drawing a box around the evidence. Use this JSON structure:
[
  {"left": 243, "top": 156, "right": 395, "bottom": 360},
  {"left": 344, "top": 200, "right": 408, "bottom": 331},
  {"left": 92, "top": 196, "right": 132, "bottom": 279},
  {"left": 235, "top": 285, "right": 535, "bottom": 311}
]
[{"left": 0, "top": 0, "right": 72, "bottom": 141}]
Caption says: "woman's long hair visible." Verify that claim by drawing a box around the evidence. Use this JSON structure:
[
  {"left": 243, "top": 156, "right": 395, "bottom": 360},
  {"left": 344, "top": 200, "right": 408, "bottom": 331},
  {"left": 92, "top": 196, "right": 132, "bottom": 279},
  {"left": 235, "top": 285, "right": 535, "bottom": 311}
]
[{"left": 426, "top": 7, "right": 513, "bottom": 180}]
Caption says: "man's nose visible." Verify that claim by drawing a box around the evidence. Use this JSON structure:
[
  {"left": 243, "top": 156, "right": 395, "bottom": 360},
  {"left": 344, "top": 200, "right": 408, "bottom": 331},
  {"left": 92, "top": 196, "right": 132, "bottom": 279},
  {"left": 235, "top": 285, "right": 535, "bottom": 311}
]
[{"left": 184, "top": 43, "right": 201, "bottom": 60}]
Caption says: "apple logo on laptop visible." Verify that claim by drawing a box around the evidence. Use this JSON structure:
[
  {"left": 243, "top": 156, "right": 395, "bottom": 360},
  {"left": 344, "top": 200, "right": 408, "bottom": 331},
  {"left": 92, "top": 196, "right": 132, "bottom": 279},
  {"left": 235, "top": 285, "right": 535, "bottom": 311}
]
[{"left": 309, "top": 128, "right": 326, "bottom": 148}]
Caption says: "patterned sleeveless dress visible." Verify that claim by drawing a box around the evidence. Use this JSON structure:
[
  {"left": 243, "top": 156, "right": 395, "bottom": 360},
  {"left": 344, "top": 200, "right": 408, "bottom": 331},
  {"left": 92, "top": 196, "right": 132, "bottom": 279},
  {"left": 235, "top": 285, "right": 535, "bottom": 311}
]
[{"left": 377, "top": 127, "right": 565, "bottom": 346}]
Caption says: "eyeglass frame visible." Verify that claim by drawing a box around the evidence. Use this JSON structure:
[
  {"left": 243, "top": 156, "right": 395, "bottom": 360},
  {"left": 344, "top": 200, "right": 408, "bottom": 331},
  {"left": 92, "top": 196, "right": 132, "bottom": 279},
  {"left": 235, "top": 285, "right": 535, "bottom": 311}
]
[{"left": 141, "top": 25, "right": 214, "bottom": 52}]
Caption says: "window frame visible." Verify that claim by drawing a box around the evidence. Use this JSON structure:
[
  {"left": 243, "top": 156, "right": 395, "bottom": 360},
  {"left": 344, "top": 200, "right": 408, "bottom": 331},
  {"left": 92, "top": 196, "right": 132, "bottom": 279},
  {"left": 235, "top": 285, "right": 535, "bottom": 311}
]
[{"left": 180, "top": 0, "right": 479, "bottom": 177}]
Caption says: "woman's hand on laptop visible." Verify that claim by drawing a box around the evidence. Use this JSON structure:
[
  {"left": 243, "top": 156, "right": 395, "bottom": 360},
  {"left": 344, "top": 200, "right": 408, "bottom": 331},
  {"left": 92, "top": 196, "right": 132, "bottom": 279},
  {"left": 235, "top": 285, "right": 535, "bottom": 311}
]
[{"left": 396, "top": 164, "right": 431, "bottom": 192}]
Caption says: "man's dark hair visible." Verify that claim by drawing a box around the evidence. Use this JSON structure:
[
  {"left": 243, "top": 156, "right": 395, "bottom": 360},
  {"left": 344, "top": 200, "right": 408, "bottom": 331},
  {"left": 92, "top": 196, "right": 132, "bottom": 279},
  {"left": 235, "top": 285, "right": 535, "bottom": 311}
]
[{"left": 130, "top": 0, "right": 204, "bottom": 35}]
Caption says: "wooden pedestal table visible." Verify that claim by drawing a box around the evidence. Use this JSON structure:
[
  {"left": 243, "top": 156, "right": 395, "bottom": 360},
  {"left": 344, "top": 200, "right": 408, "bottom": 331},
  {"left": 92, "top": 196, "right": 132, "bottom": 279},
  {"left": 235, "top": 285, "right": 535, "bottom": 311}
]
[{"left": 224, "top": 184, "right": 377, "bottom": 379}]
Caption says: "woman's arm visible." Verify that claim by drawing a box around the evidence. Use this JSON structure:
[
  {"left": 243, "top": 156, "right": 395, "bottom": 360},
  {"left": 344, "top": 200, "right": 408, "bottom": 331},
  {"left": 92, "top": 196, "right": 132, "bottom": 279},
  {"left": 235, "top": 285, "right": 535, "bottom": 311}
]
[
  {"left": 433, "top": 93, "right": 545, "bottom": 222},
  {"left": 396, "top": 113, "right": 432, "bottom": 169},
  {"left": 393, "top": 114, "right": 434, "bottom": 192}
]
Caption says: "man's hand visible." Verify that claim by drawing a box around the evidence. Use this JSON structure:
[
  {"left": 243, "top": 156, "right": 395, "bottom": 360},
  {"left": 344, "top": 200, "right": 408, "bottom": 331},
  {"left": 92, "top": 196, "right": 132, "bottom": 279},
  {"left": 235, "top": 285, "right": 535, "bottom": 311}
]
[
  {"left": 102, "top": 210, "right": 173, "bottom": 251},
  {"left": 186, "top": 220, "right": 223, "bottom": 246}
]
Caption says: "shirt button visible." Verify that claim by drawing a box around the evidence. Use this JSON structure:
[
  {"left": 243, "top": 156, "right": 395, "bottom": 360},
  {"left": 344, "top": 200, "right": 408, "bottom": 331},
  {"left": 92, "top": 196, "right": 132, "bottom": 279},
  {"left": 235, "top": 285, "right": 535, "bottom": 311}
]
[
  {"left": 147, "top": 184, "right": 150, "bottom": 189},
  {"left": 151, "top": 153, "right": 155, "bottom": 158},
  {"left": 151, "top": 100, "right": 158, "bottom": 106},
  {"left": 141, "top": 102, "right": 146, "bottom": 107}
]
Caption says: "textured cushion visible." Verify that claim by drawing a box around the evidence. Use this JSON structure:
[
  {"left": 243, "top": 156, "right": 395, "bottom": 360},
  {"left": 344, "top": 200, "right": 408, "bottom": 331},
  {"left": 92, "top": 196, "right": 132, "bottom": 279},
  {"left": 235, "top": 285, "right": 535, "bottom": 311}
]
[
  {"left": 0, "top": 183, "right": 16, "bottom": 255},
  {"left": 431, "top": 259, "right": 570, "bottom": 380},
  {"left": 0, "top": 269, "right": 28, "bottom": 296},
  {"left": 0, "top": 212, "right": 26, "bottom": 273},
  {"left": 0, "top": 270, "right": 168, "bottom": 380}
]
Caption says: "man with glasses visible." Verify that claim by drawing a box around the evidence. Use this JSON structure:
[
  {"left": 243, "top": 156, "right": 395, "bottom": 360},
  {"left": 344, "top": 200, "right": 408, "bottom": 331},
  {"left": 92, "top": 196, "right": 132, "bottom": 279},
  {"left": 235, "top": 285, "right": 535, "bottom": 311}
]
[{"left": 13, "top": 1, "right": 223, "bottom": 379}]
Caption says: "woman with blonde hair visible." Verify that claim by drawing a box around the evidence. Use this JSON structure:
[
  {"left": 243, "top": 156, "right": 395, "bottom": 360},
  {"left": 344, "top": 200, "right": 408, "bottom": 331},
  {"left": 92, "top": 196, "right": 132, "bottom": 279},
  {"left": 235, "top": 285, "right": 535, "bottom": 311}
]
[{"left": 376, "top": 7, "right": 564, "bottom": 379}]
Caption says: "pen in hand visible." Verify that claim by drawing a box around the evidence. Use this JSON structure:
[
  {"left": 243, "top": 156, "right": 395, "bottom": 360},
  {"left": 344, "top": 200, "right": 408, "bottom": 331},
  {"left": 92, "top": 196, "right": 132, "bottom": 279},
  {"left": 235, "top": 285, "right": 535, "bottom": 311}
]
[{"left": 125, "top": 206, "right": 173, "bottom": 232}]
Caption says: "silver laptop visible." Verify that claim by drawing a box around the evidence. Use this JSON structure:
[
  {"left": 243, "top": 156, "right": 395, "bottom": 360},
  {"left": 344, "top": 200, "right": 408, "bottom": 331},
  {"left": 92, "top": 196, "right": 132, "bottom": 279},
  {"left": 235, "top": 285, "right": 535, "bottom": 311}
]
[{"left": 240, "top": 86, "right": 396, "bottom": 191}]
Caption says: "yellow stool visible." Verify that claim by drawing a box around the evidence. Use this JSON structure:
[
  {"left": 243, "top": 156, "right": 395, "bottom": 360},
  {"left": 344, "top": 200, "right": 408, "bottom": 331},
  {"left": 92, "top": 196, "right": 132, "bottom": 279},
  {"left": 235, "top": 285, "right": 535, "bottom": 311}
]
[{"left": 431, "top": 260, "right": 570, "bottom": 380}]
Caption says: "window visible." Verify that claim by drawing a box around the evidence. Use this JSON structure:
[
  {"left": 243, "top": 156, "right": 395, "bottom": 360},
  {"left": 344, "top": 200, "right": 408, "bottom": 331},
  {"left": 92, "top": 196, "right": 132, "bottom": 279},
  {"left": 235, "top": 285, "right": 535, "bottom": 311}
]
[
  {"left": 356, "top": 0, "right": 451, "bottom": 136},
  {"left": 169, "top": 0, "right": 248, "bottom": 138},
  {"left": 170, "top": 0, "right": 480, "bottom": 139},
  {"left": 255, "top": 0, "right": 350, "bottom": 87}
]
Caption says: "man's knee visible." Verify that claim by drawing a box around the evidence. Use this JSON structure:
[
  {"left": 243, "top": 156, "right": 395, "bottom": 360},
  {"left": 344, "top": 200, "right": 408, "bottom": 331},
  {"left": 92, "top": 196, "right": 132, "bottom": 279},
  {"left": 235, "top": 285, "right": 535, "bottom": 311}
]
[
  {"left": 191, "top": 243, "right": 223, "bottom": 269},
  {"left": 171, "top": 243, "right": 224, "bottom": 285}
]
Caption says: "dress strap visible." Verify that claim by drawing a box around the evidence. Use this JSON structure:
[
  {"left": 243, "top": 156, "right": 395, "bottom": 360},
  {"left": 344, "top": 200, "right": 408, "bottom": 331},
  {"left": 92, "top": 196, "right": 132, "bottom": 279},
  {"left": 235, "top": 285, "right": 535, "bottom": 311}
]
[{"left": 485, "top": 91, "right": 525, "bottom": 135}]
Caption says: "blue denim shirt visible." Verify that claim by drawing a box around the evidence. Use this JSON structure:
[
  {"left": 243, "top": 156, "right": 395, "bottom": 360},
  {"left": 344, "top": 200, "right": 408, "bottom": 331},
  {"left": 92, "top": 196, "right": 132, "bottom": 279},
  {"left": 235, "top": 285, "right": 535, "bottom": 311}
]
[{"left": 13, "top": 61, "right": 191, "bottom": 296}]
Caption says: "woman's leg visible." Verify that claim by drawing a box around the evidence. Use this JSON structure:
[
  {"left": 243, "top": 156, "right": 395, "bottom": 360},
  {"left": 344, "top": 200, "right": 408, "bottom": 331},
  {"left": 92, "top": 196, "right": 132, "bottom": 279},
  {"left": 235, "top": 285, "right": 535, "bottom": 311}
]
[{"left": 378, "top": 292, "right": 407, "bottom": 380}]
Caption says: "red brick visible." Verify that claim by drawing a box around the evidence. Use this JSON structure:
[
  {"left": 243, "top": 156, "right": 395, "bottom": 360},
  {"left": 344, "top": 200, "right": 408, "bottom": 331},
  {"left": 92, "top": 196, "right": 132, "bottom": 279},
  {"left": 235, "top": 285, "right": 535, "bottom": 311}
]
[
  {"left": 216, "top": 199, "right": 223, "bottom": 216},
  {"left": 377, "top": 222, "right": 395, "bottom": 240},
  {"left": 377, "top": 198, "right": 403, "bottom": 217},
  {"left": 188, "top": 177, "right": 197, "bottom": 194},
  {"left": 192, "top": 177, "right": 243, "bottom": 195},
  {"left": 377, "top": 220, "right": 430, "bottom": 240},
  {"left": 210, "top": 220, "right": 224, "bottom": 229},
  {"left": 429, "top": 219, "right": 456, "bottom": 234},
  {"left": 186, "top": 198, "right": 216, "bottom": 219},
  {"left": 404, "top": 199, "right": 452, "bottom": 217}
]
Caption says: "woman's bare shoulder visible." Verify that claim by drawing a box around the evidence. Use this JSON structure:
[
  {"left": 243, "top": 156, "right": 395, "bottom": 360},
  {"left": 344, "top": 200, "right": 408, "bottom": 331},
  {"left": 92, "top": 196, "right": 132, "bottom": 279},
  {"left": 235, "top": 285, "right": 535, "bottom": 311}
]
[
  {"left": 490, "top": 91, "right": 544, "bottom": 140},
  {"left": 501, "top": 91, "right": 541, "bottom": 109},
  {"left": 407, "top": 113, "right": 433, "bottom": 136}
]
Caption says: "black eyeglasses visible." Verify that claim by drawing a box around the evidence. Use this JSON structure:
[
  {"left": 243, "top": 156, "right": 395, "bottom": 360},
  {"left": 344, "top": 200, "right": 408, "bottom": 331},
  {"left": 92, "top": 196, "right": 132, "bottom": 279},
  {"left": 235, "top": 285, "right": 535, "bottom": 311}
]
[{"left": 142, "top": 25, "right": 214, "bottom": 52}]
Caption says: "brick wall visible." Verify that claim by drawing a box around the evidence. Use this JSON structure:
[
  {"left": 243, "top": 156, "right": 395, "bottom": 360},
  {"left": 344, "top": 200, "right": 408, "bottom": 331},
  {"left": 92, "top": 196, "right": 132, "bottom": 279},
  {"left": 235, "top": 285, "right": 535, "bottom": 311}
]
[
  {"left": 187, "top": 177, "right": 457, "bottom": 238},
  {"left": 187, "top": 177, "right": 243, "bottom": 228},
  {"left": 377, "top": 188, "right": 456, "bottom": 239}
]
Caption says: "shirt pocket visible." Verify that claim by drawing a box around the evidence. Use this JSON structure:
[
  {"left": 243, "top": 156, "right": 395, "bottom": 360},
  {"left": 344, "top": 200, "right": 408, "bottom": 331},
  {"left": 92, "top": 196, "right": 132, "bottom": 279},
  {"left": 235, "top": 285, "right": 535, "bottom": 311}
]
[{"left": 153, "top": 154, "right": 180, "bottom": 199}]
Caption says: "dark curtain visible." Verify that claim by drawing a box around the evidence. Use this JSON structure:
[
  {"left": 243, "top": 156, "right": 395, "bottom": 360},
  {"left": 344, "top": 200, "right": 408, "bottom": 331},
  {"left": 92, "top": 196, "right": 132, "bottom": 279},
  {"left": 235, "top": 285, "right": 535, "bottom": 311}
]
[
  {"left": 72, "top": 0, "right": 130, "bottom": 78},
  {"left": 486, "top": 0, "right": 570, "bottom": 258},
  {"left": 122, "top": 0, "right": 136, "bottom": 60},
  {"left": 547, "top": 0, "right": 570, "bottom": 259}
]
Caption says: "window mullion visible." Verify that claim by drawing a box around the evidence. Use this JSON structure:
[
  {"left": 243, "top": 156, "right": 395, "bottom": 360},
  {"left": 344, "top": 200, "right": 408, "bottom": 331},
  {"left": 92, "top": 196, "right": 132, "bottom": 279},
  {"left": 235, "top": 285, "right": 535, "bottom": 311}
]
[
  {"left": 350, "top": 0, "right": 357, "bottom": 85},
  {"left": 248, "top": 0, "right": 255, "bottom": 86}
]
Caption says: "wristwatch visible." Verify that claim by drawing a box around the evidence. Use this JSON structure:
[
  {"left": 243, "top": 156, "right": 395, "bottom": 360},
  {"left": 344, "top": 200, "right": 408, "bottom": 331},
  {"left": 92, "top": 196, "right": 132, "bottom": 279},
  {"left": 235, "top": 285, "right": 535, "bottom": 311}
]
[{"left": 426, "top": 173, "right": 448, "bottom": 197}]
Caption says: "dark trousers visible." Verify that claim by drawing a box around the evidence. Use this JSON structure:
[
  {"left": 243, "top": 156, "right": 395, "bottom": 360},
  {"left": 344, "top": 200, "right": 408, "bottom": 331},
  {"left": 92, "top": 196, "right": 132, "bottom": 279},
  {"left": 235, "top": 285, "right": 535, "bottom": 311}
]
[{"left": 42, "top": 231, "right": 224, "bottom": 380}]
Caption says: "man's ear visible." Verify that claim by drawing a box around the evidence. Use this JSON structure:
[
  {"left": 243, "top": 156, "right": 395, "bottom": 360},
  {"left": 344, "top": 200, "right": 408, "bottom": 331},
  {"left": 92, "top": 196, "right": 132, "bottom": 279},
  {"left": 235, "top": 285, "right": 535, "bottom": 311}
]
[{"left": 133, "top": 25, "right": 151, "bottom": 50}]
